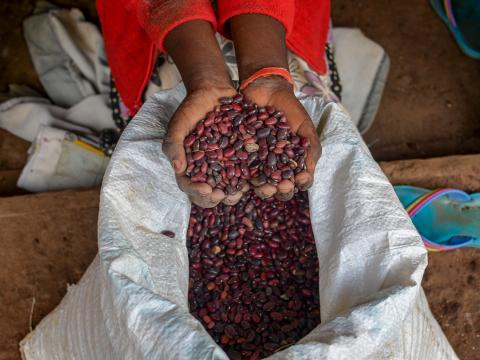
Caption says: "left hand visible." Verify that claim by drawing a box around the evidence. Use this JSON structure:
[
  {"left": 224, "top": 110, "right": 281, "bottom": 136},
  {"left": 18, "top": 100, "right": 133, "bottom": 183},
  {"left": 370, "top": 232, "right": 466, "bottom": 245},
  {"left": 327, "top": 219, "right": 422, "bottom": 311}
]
[{"left": 243, "top": 76, "right": 322, "bottom": 201}]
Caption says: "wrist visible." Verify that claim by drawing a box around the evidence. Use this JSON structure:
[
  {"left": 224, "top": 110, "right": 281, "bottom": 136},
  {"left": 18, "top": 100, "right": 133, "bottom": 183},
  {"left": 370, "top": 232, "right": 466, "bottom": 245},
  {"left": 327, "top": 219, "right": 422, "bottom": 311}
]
[
  {"left": 230, "top": 14, "right": 288, "bottom": 81},
  {"left": 186, "top": 70, "right": 234, "bottom": 93},
  {"left": 240, "top": 67, "right": 293, "bottom": 92},
  {"left": 243, "top": 75, "right": 292, "bottom": 94},
  {"left": 165, "top": 20, "right": 232, "bottom": 93}
]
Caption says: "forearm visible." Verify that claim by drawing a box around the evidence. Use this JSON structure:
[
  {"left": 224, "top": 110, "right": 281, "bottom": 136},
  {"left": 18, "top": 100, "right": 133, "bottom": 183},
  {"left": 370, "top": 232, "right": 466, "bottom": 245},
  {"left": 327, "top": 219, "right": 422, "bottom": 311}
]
[
  {"left": 230, "top": 14, "right": 289, "bottom": 82},
  {"left": 165, "top": 20, "right": 232, "bottom": 92}
]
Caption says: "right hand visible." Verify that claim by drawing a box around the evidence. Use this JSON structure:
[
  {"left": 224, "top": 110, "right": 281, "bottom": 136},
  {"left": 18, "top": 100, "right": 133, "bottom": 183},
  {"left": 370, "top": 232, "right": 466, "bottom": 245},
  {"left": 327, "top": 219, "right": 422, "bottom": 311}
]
[{"left": 163, "top": 85, "right": 250, "bottom": 208}]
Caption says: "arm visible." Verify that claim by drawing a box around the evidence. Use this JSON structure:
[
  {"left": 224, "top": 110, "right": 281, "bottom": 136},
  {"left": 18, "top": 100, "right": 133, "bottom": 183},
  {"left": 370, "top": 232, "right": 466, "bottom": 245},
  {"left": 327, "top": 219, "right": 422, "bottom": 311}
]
[
  {"left": 162, "top": 20, "right": 248, "bottom": 208},
  {"left": 230, "top": 14, "right": 321, "bottom": 200}
]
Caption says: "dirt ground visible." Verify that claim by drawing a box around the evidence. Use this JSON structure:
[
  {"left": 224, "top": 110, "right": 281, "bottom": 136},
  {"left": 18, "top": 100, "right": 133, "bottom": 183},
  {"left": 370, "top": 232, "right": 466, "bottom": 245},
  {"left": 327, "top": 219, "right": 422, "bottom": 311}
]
[
  {"left": 0, "top": 189, "right": 99, "bottom": 360},
  {"left": 0, "top": 0, "right": 479, "bottom": 359},
  {"left": 333, "top": 0, "right": 480, "bottom": 161},
  {"left": 424, "top": 251, "right": 480, "bottom": 359}
]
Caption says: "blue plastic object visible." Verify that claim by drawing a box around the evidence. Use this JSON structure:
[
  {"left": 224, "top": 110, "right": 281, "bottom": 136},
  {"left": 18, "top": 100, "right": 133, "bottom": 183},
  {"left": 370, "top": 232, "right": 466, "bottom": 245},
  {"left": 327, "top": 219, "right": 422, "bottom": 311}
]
[
  {"left": 395, "top": 185, "right": 480, "bottom": 250},
  {"left": 430, "top": 0, "right": 480, "bottom": 59}
]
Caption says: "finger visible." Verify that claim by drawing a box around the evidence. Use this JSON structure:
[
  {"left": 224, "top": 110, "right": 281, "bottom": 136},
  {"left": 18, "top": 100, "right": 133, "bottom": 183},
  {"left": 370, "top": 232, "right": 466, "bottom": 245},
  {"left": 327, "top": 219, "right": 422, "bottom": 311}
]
[
  {"left": 254, "top": 183, "right": 277, "bottom": 199},
  {"left": 296, "top": 120, "right": 322, "bottom": 186},
  {"left": 240, "top": 182, "right": 251, "bottom": 194},
  {"left": 223, "top": 182, "right": 251, "bottom": 205},
  {"left": 176, "top": 175, "right": 212, "bottom": 197},
  {"left": 190, "top": 189, "right": 225, "bottom": 208},
  {"left": 163, "top": 101, "right": 203, "bottom": 174},
  {"left": 223, "top": 190, "right": 243, "bottom": 205},
  {"left": 163, "top": 141, "right": 187, "bottom": 174},
  {"left": 275, "top": 180, "right": 294, "bottom": 201},
  {"left": 294, "top": 172, "right": 313, "bottom": 191},
  {"left": 167, "top": 102, "right": 200, "bottom": 143}
]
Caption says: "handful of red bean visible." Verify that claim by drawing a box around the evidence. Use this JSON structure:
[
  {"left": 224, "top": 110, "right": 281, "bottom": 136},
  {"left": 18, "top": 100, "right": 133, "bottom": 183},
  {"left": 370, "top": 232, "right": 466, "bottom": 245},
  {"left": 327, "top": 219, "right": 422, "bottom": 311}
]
[{"left": 184, "top": 94, "right": 310, "bottom": 194}]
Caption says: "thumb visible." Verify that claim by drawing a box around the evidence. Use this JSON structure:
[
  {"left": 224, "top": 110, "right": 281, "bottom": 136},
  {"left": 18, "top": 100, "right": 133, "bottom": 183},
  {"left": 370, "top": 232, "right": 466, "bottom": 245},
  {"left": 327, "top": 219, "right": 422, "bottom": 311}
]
[{"left": 163, "top": 140, "right": 187, "bottom": 174}]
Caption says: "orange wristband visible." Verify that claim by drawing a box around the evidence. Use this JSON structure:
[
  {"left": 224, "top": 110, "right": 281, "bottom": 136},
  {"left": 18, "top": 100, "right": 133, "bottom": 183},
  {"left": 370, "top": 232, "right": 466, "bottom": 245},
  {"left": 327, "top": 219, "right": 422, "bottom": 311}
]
[{"left": 239, "top": 67, "right": 294, "bottom": 91}]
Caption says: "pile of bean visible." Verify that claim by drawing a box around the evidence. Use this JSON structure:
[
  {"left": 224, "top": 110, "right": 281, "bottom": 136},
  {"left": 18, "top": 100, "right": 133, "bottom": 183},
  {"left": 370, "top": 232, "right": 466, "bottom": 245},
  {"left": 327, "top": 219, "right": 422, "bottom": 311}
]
[
  {"left": 183, "top": 94, "right": 309, "bottom": 194},
  {"left": 187, "top": 190, "right": 320, "bottom": 359}
]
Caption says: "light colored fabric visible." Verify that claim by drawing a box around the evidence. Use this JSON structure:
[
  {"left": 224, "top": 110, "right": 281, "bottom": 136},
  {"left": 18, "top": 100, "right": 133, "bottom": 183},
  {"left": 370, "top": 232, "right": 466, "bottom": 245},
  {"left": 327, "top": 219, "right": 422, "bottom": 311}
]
[
  {"left": 17, "top": 126, "right": 108, "bottom": 192},
  {"left": 332, "top": 28, "right": 389, "bottom": 133},
  {"left": 0, "top": 94, "right": 115, "bottom": 142},
  {"left": 20, "top": 85, "right": 456, "bottom": 359},
  {"left": 23, "top": 1, "right": 110, "bottom": 107}
]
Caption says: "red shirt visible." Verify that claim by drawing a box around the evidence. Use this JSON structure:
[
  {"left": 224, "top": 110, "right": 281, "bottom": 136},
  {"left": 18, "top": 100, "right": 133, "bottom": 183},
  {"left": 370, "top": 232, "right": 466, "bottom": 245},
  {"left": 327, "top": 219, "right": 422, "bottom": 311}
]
[{"left": 96, "top": 0, "right": 330, "bottom": 115}]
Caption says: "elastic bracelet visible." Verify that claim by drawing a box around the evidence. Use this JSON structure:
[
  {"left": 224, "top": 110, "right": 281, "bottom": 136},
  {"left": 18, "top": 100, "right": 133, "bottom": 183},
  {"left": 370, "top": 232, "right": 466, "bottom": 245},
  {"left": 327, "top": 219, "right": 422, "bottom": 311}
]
[{"left": 239, "top": 67, "right": 294, "bottom": 91}]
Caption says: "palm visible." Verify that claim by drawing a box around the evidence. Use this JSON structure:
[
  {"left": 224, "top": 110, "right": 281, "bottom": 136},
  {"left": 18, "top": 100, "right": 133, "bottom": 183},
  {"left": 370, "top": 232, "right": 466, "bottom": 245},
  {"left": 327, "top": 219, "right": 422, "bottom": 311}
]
[
  {"left": 163, "top": 86, "right": 250, "bottom": 208},
  {"left": 243, "top": 80, "right": 321, "bottom": 199}
]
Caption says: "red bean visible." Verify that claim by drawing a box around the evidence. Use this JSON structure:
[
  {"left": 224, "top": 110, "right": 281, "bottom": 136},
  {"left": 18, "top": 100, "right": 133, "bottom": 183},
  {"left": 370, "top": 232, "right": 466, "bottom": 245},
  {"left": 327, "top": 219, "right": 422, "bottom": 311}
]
[
  {"left": 161, "top": 230, "right": 175, "bottom": 238},
  {"left": 183, "top": 95, "right": 317, "bottom": 357},
  {"left": 256, "top": 127, "right": 270, "bottom": 139},
  {"left": 220, "top": 96, "right": 233, "bottom": 104},
  {"left": 187, "top": 191, "right": 319, "bottom": 358},
  {"left": 192, "top": 151, "right": 205, "bottom": 161},
  {"left": 265, "top": 117, "right": 278, "bottom": 125},
  {"left": 258, "top": 112, "right": 269, "bottom": 121},
  {"left": 184, "top": 135, "right": 196, "bottom": 147},
  {"left": 224, "top": 147, "right": 235, "bottom": 158},
  {"left": 282, "top": 169, "right": 294, "bottom": 179}
]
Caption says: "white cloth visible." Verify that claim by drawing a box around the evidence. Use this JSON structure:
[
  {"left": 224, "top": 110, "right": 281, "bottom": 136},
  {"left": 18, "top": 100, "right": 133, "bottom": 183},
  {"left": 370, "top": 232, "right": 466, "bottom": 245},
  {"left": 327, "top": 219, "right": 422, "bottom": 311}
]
[
  {"left": 23, "top": 1, "right": 110, "bottom": 108},
  {"left": 20, "top": 86, "right": 456, "bottom": 359},
  {"left": 17, "top": 126, "right": 108, "bottom": 192},
  {"left": 332, "top": 28, "right": 390, "bottom": 133},
  {"left": 0, "top": 94, "right": 114, "bottom": 142}
]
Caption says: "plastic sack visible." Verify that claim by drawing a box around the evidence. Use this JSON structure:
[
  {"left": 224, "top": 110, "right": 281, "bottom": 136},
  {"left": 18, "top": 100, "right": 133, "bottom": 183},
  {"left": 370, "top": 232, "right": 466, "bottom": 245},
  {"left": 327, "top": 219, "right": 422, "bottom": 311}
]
[{"left": 20, "top": 85, "right": 457, "bottom": 359}]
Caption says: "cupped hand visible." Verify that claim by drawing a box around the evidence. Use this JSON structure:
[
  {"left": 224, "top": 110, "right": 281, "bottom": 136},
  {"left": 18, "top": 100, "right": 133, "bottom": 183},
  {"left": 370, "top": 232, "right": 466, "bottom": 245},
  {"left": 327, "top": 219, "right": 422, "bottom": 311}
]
[
  {"left": 163, "top": 85, "right": 250, "bottom": 208},
  {"left": 242, "top": 77, "right": 322, "bottom": 201}
]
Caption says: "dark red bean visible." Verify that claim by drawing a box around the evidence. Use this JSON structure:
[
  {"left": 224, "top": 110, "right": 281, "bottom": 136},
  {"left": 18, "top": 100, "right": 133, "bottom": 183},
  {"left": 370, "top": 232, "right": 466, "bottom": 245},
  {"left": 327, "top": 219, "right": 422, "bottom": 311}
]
[
  {"left": 161, "top": 230, "right": 175, "bottom": 238},
  {"left": 233, "top": 115, "right": 243, "bottom": 126},
  {"left": 246, "top": 115, "right": 257, "bottom": 124},
  {"left": 282, "top": 169, "right": 294, "bottom": 179},
  {"left": 206, "top": 143, "right": 219, "bottom": 151},
  {"left": 192, "top": 151, "right": 205, "bottom": 161},
  {"left": 236, "top": 151, "right": 248, "bottom": 160},
  {"left": 256, "top": 127, "right": 270, "bottom": 139},
  {"left": 231, "top": 103, "right": 242, "bottom": 112},
  {"left": 271, "top": 170, "right": 282, "bottom": 181},
  {"left": 258, "top": 112, "right": 269, "bottom": 121},
  {"left": 265, "top": 117, "right": 278, "bottom": 125},
  {"left": 267, "top": 152, "right": 277, "bottom": 167},
  {"left": 252, "top": 121, "right": 264, "bottom": 129},
  {"left": 184, "top": 135, "right": 196, "bottom": 147},
  {"left": 195, "top": 123, "right": 205, "bottom": 136},
  {"left": 220, "top": 96, "right": 233, "bottom": 105},
  {"left": 233, "top": 140, "right": 243, "bottom": 151},
  {"left": 276, "top": 128, "right": 288, "bottom": 140},
  {"left": 205, "top": 151, "right": 217, "bottom": 159}
]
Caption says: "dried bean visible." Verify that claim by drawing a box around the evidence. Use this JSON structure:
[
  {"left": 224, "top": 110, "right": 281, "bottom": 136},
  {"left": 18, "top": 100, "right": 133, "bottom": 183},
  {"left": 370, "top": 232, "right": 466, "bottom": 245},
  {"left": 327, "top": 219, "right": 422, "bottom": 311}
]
[{"left": 187, "top": 191, "right": 319, "bottom": 358}]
